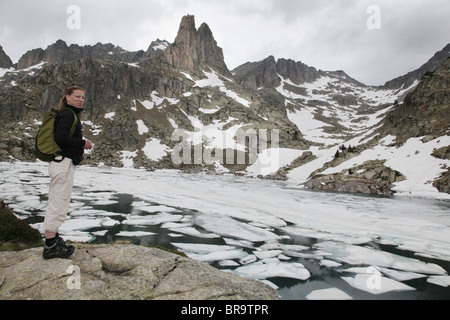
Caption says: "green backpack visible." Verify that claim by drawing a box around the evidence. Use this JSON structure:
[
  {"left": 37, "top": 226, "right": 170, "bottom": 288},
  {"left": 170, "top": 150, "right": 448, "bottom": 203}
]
[{"left": 35, "top": 108, "right": 78, "bottom": 162}]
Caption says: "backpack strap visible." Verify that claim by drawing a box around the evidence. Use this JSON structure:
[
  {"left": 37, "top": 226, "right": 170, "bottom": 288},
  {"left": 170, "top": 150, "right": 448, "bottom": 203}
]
[
  {"left": 58, "top": 107, "right": 78, "bottom": 137},
  {"left": 67, "top": 108, "right": 78, "bottom": 137},
  {"left": 52, "top": 108, "right": 79, "bottom": 162}
]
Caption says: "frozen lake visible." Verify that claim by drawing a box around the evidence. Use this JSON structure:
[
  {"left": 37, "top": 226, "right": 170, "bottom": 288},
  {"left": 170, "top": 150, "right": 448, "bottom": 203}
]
[{"left": 1, "top": 161, "right": 449, "bottom": 300}]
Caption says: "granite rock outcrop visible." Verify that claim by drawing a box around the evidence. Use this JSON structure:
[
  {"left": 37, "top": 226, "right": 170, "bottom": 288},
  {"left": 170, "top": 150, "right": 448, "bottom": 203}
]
[{"left": 0, "top": 243, "right": 279, "bottom": 300}]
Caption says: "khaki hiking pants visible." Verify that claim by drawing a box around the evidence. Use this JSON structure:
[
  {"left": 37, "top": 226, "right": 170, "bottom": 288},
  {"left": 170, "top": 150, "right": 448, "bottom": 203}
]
[{"left": 43, "top": 157, "right": 75, "bottom": 233}]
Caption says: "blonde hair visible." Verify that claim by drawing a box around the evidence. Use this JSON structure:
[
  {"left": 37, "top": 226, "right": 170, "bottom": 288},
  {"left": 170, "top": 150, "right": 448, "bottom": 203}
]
[{"left": 57, "top": 86, "right": 85, "bottom": 110}]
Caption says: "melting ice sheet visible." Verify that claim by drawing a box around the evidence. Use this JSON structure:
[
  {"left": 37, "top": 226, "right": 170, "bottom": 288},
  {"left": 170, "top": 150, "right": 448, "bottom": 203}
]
[{"left": 1, "top": 162, "right": 449, "bottom": 299}]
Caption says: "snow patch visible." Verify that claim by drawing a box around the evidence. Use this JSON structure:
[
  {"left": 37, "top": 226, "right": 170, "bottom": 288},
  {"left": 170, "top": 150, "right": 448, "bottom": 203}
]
[{"left": 194, "top": 69, "right": 251, "bottom": 108}]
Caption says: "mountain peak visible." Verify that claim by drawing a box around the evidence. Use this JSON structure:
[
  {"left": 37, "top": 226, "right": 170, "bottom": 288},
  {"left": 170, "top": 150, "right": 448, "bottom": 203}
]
[
  {"left": 233, "top": 56, "right": 322, "bottom": 90},
  {"left": 143, "top": 39, "right": 170, "bottom": 59},
  {"left": 165, "top": 15, "right": 231, "bottom": 76},
  {"left": 232, "top": 56, "right": 279, "bottom": 90},
  {"left": 382, "top": 43, "right": 450, "bottom": 89}
]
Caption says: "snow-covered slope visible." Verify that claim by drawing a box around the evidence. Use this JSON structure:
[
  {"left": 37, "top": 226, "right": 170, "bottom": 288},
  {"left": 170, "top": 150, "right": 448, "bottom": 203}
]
[{"left": 232, "top": 63, "right": 448, "bottom": 199}]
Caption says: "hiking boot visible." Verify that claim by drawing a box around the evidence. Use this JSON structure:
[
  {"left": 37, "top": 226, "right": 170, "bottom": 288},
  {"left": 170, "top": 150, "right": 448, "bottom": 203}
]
[{"left": 43, "top": 236, "right": 75, "bottom": 260}]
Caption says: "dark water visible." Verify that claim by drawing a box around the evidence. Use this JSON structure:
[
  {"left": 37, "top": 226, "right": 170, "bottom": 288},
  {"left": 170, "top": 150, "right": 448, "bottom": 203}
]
[{"left": 18, "top": 189, "right": 449, "bottom": 300}]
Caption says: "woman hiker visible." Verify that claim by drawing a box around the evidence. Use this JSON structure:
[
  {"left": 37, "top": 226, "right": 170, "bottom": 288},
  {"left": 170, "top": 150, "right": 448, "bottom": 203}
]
[{"left": 42, "top": 86, "right": 93, "bottom": 259}]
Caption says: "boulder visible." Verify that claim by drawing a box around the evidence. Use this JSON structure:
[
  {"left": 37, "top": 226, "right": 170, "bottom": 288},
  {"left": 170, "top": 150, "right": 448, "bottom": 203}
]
[
  {"left": 433, "top": 168, "right": 450, "bottom": 194},
  {"left": 304, "top": 177, "right": 394, "bottom": 196},
  {"left": 304, "top": 160, "right": 404, "bottom": 196},
  {"left": 0, "top": 243, "right": 279, "bottom": 300}
]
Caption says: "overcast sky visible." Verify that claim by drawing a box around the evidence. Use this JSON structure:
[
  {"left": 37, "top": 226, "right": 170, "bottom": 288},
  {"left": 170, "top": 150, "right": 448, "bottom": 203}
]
[{"left": 1, "top": 0, "right": 449, "bottom": 85}]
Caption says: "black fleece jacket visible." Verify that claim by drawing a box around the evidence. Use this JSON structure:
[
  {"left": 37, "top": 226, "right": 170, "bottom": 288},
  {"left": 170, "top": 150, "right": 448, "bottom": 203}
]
[{"left": 54, "top": 105, "right": 85, "bottom": 165}]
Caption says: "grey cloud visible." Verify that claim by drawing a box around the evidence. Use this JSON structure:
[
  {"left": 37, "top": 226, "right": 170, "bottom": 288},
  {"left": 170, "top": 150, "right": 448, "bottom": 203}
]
[{"left": 1, "top": 0, "right": 448, "bottom": 85}]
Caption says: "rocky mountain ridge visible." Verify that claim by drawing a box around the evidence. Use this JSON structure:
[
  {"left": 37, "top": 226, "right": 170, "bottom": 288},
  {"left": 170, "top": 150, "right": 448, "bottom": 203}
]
[
  {"left": 0, "top": 15, "right": 449, "bottom": 197},
  {"left": 16, "top": 40, "right": 144, "bottom": 70},
  {"left": 233, "top": 55, "right": 323, "bottom": 91},
  {"left": 382, "top": 43, "right": 450, "bottom": 90}
]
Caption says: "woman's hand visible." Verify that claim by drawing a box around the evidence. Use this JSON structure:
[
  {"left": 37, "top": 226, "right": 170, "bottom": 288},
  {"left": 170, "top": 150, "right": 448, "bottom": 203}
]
[{"left": 84, "top": 139, "right": 93, "bottom": 150}]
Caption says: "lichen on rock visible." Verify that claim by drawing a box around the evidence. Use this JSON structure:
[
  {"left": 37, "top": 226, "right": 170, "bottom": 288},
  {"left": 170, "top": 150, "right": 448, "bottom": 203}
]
[{"left": 0, "top": 243, "right": 279, "bottom": 300}]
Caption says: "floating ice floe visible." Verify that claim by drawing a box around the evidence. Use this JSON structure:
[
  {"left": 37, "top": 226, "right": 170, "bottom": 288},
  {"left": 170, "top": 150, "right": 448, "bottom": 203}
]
[
  {"left": 315, "top": 241, "right": 447, "bottom": 275},
  {"left": 62, "top": 232, "right": 94, "bottom": 243},
  {"left": 233, "top": 261, "right": 311, "bottom": 281},
  {"left": 283, "top": 226, "right": 373, "bottom": 245},
  {"left": 188, "top": 249, "right": 248, "bottom": 262},
  {"left": 123, "top": 212, "right": 184, "bottom": 225},
  {"left": 341, "top": 274, "right": 415, "bottom": 295},
  {"left": 223, "top": 238, "right": 255, "bottom": 249},
  {"left": 69, "top": 209, "right": 123, "bottom": 217},
  {"left": 320, "top": 259, "right": 342, "bottom": 268},
  {"left": 240, "top": 255, "right": 257, "bottom": 265},
  {"left": 195, "top": 214, "right": 280, "bottom": 242},
  {"left": 253, "top": 250, "right": 283, "bottom": 260},
  {"left": 279, "top": 244, "right": 310, "bottom": 252},
  {"left": 62, "top": 217, "right": 120, "bottom": 231},
  {"left": 166, "top": 226, "right": 220, "bottom": 238},
  {"left": 91, "top": 200, "right": 119, "bottom": 206},
  {"left": 91, "top": 230, "right": 108, "bottom": 237},
  {"left": 28, "top": 217, "right": 117, "bottom": 242},
  {"left": 171, "top": 242, "right": 248, "bottom": 262},
  {"left": 427, "top": 275, "right": 450, "bottom": 287},
  {"left": 116, "top": 231, "right": 156, "bottom": 237},
  {"left": 132, "top": 204, "right": 179, "bottom": 213},
  {"left": 8, "top": 195, "right": 46, "bottom": 214},
  {"left": 306, "top": 288, "right": 353, "bottom": 300},
  {"left": 379, "top": 267, "right": 426, "bottom": 282},
  {"left": 219, "top": 260, "right": 240, "bottom": 267},
  {"left": 171, "top": 243, "right": 237, "bottom": 254}
]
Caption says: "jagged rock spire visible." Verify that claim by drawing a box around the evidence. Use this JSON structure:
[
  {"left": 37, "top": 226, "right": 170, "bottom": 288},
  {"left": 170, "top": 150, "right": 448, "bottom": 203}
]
[
  {"left": 165, "top": 15, "right": 231, "bottom": 76},
  {"left": 0, "top": 45, "right": 13, "bottom": 68}
]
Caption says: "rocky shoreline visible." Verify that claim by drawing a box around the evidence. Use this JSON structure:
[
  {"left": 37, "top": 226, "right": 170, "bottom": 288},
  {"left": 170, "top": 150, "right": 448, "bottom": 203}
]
[
  {"left": 0, "top": 243, "right": 278, "bottom": 300},
  {"left": 0, "top": 201, "right": 278, "bottom": 300}
]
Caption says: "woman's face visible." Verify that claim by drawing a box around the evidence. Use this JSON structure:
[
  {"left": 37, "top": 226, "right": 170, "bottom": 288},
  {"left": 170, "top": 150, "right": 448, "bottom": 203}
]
[{"left": 66, "top": 90, "right": 85, "bottom": 108}]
